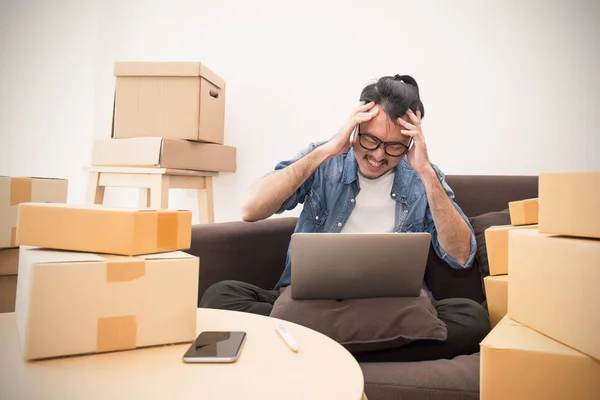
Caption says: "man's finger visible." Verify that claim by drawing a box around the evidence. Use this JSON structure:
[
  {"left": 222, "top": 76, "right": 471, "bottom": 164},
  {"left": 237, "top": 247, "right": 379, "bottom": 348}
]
[
  {"left": 401, "top": 130, "right": 419, "bottom": 137},
  {"left": 357, "top": 101, "right": 375, "bottom": 112},
  {"left": 406, "top": 109, "right": 421, "bottom": 125},
  {"left": 397, "top": 118, "right": 417, "bottom": 130}
]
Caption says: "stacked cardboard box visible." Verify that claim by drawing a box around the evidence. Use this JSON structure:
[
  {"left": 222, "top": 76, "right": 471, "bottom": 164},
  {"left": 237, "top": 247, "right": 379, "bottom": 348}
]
[
  {"left": 0, "top": 176, "right": 68, "bottom": 312},
  {"left": 91, "top": 62, "right": 236, "bottom": 173},
  {"left": 480, "top": 172, "right": 600, "bottom": 399},
  {"left": 14, "top": 203, "right": 200, "bottom": 360},
  {"left": 483, "top": 199, "right": 538, "bottom": 328}
]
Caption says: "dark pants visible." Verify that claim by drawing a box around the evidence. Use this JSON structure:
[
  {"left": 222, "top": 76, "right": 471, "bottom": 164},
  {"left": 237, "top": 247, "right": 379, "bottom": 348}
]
[{"left": 199, "top": 280, "right": 491, "bottom": 362}]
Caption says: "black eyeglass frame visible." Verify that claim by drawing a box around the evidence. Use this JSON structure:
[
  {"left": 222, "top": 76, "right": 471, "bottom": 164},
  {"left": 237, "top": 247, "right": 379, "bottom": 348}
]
[{"left": 356, "top": 132, "right": 413, "bottom": 157}]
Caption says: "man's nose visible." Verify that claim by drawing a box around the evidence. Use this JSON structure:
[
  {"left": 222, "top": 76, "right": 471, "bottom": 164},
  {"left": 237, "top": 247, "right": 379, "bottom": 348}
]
[{"left": 371, "top": 145, "right": 386, "bottom": 161}]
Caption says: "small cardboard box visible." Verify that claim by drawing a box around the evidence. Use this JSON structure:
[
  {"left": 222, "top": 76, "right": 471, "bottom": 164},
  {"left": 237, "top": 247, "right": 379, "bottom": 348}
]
[
  {"left": 480, "top": 316, "right": 600, "bottom": 400},
  {"left": 15, "top": 247, "right": 199, "bottom": 360},
  {"left": 539, "top": 172, "right": 600, "bottom": 239},
  {"left": 112, "top": 62, "right": 226, "bottom": 144},
  {"left": 508, "top": 198, "right": 538, "bottom": 226},
  {"left": 0, "top": 176, "right": 68, "bottom": 248},
  {"left": 484, "top": 224, "right": 537, "bottom": 275},
  {"left": 0, "top": 275, "right": 17, "bottom": 313},
  {"left": 92, "top": 137, "right": 236, "bottom": 173},
  {"left": 483, "top": 275, "right": 508, "bottom": 329},
  {"left": 0, "top": 248, "right": 19, "bottom": 276},
  {"left": 16, "top": 203, "right": 192, "bottom": 256},
  {"left": 508, "top": 229, "right": 600, "bottom": 360}
]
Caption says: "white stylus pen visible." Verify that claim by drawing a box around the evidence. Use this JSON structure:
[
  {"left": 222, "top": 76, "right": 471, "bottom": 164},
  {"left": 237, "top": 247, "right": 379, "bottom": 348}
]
[{"left": 275, "top": 322, "right": 299, "bottom": 352}]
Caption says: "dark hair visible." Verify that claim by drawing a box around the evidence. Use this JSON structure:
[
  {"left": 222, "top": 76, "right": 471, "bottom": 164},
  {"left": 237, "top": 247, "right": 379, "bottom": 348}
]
[{"left": 359, "top": 74, "right": 425, "bottom": 121}]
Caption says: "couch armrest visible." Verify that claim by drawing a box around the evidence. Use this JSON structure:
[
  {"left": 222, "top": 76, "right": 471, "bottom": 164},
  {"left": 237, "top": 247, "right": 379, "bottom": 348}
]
[{"left": 188, "top": 217, "right": 298, "bottom": 304}]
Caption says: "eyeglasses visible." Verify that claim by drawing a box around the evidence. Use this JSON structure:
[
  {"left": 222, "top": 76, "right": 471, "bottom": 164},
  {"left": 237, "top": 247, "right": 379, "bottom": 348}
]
[{"left": 357, "top": 133, "right": 412, "bottom": 157}]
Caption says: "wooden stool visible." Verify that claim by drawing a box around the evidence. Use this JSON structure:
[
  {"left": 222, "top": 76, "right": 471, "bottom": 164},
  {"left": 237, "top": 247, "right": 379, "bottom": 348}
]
[{"left": 84, "top": 166, "right": 218, "bottom": 224}]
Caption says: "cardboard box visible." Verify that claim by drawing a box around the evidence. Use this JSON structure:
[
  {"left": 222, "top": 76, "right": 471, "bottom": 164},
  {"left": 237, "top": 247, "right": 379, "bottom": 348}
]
[
  {"left": 112, "top": 62, "right": 226, "bottom": 144},
  {"left": 483, "top": 275, "right": 508, "bottom": 329},
  {"left": 0, "top": 176, "right": 68, "bottom": 248},
  {"left": 508, "top": 229, "right": 600, "bottom": 360},
  {"left": 15, "top": 247, "right": 199, "bottom": 360},
  {"left": 539, "top": 172, "right": 600, "bottom": 239},
  {"left": 508, "top": 198, "right": 538, "bottom": 226},
  {"left": 480, "top": 316, "right": 600, "bottom": 400},
  {"left": 16, "top": 203, "right": 192, "bottom": 256},
  {"left": 92, "top": 137, "right": 236, "bottom": 173},
  {"left": 0, "top": 248, "right": 19, "bottom": 276},
  {"left": 484, "top": 224, "right": 538, "bottom": 275},
  {"left": 0, "top": 275, "right": 17, "bottom": 313}
]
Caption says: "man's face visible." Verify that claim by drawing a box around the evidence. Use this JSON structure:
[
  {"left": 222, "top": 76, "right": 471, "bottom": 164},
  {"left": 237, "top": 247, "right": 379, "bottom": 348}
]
[{"left": 353, "top": 105, "right": 412, "bottom": 179}]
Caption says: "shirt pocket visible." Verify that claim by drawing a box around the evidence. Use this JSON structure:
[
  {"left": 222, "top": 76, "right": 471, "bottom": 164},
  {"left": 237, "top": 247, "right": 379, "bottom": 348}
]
[{"left": 307, "top": 189, "right": 328, "bottom": 228}]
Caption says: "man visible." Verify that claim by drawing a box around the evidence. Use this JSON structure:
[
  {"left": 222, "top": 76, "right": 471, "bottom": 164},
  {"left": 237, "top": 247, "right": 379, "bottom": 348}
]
[{"left": 200, "top": 74, "right": 491, "bottom": 362}]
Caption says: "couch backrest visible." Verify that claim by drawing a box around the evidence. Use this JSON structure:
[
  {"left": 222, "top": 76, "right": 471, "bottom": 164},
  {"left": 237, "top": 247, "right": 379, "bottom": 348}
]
[
  {"left": 445, "top": 175, "right": 539, "bottom": 217},
  {"left": 424, "top": 175, "right": 538, "bottom": 303}
]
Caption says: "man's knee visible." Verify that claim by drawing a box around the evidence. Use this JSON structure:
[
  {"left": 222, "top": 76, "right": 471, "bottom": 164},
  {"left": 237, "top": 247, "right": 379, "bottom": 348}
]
[
  {"left": 460, "top": 298, "right": 492, "bottom": 341},
  {"left": 199, "top": 280, "right": 241, "bottom": 309},
  {"left": 438, "top": 298, "right": 492, "bottom": 348}
]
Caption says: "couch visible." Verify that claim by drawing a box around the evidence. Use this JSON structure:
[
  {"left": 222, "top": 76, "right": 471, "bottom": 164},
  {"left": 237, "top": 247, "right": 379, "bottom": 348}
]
[{"left": 188, "top": 174, "right": 538, "bottom": 400}]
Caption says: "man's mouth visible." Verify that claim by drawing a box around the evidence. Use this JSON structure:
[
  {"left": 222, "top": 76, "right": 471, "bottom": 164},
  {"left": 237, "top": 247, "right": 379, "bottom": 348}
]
[{"left": 365, "top": 156, "right": 387, "bottom": 168}]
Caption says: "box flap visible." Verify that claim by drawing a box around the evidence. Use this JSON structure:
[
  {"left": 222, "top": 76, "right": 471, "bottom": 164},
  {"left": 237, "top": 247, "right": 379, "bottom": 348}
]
[
  {"left": 22, "top": 247, "right": 107, "bottom": 265},
  {"left": 92, "top": 137, "right": 163, "bottom": 167},
  {"left": 138, "top": 251, "right": 196, "bottom": 261},
  {"left": 19, "top": 202, "right": 189, "bottom": 214},
  {"left": 0, "top": 176, "right": 66, "bottom": 180},
  {"left": 19, "top": 202, "right": 152, "bottom": 213},
  {"left": 485, "top": 275, "right": 509, "bottom": 283},
  {"left": 114, "top": 62, "right": 225, "bottom": 88},
  {"left": 481, "top": 316, "right": 585, "bottom": 356}
]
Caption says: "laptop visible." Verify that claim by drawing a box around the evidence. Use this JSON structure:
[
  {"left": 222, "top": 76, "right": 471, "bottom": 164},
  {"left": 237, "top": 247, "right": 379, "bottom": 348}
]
[{"left": 290, "top": 232, "right": 431, "bottom": 300}]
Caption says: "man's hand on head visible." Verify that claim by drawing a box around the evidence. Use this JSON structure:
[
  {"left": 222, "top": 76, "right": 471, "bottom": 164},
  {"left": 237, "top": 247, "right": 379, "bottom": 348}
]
[
  {"left": 320, "top": 101, "right": 380, "bottom": 160},
  {"left": 397, "top": 109, "right": 432, "bottom": 176}
]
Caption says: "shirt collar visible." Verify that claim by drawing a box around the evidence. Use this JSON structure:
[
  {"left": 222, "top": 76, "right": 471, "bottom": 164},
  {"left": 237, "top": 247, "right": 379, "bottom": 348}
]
[{"left": 343, "top": 149, "right": 410, "bottom": 199}]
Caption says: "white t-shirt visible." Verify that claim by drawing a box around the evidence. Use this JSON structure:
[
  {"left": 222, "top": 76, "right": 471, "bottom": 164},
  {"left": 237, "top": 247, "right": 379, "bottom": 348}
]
[{"left": 340, "top": 170, "right": 396, "bottom": 233}]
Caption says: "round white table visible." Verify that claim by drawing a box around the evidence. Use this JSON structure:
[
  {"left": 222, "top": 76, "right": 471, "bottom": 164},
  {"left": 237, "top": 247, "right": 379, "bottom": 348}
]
[{"left": 0, "top": 308, "right": 366, "bottom": 400}]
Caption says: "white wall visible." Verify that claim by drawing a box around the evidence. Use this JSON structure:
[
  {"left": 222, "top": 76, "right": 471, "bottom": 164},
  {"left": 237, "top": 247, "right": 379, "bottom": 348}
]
[{"left": 1, "top": 0, "right": 599, "bottom": 223}]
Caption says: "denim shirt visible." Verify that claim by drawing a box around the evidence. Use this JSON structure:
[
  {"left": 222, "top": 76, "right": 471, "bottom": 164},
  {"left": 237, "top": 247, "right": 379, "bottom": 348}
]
[{"left": 272, "top": 142, "right": 477, "bottom": 291}]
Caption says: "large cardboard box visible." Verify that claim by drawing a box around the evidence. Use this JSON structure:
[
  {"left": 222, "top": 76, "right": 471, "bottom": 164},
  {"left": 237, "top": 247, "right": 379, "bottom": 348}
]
[
  {"left": 539, "top": 172, "right": 600, "bottom": 239},
  {"left": 0, "top": 248, "right": 19, "bottom": 276},
  {"left": 16, "top": 203, "right": 192, "bottom": 256},
  {"left": 507, "top": 198, "right": 538, "bottom": 226},
  {"left": 508, "top": 229, "right": 600, "bottom": 360},
  {"left": 15, "top": 247, "right": 199, "bottom": 360},
  {"left": 92, "top": 137, "right": 236, "bottom": 173},
  {"left": 112, "top": 62, "right": 226, "bottom": 144},
  {"left": 484, "top": 224, "right": 537, "bottom": 275},
  {"left": 483, "top": 275, "right": 508, "bottom": 329},
  {"left": 0, "top": 275, "right": 17, "bottom": 313},
  {"left": 480, "top": 316, "right": 600, "bottom": 400},
  {"left": 0, "top": 176, "right": 68, "bottom": 248}
]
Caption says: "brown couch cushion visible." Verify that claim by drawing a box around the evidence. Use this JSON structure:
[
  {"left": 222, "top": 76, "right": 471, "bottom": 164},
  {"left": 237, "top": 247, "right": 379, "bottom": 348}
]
[
  {"left": 270, "top": 286, "right": 447, "bottom": 353},
  {"left": 361, "top": 353, "right": 480, "bottom": 400}
]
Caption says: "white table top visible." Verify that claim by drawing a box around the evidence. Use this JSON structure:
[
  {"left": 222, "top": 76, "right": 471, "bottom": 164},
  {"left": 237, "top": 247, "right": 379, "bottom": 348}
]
[{"left": 0, "top": 308, "right": 365, "bottom": 400}]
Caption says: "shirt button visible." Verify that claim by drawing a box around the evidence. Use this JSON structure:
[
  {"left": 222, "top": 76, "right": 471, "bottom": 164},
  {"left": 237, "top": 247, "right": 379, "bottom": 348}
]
[
  {"left": 350, "top": 199, "right": 355, "bottom": 203},
  {"left": 392, "top": 193, "right": 396, "bottom": 197},
  {"left": 338, "top": 222, "right": 342, "bottom": 227},
  {"left": 404, "top": 209, "right": 408, "bottom": 214},
  {"left": 315, "top": 216, "right": 319, "bottom": 220}
]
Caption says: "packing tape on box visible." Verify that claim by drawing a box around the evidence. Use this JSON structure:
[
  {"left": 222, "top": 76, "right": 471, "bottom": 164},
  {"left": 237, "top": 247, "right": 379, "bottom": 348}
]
[
  {"left": 104, "top": 258, "right": 145, "bottom": 283},
  {"left": 96, "top": 315, "right": 137, "bottom": 352},
  {"left": 157, "top": 211, "right": 178, "bottom": 250},
  {"left": 9, "top": 177, "right": 32, "bottom": 206}
]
